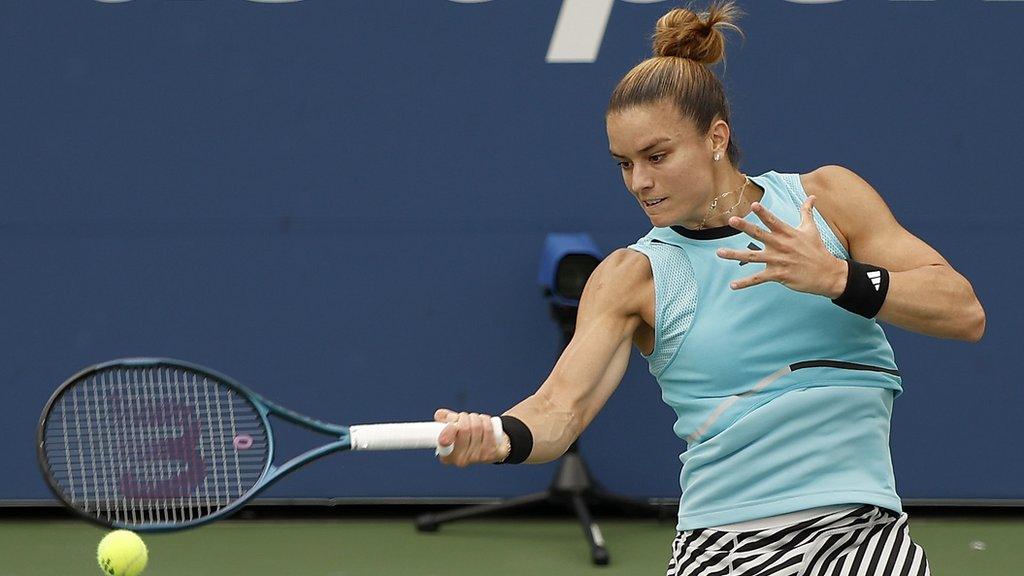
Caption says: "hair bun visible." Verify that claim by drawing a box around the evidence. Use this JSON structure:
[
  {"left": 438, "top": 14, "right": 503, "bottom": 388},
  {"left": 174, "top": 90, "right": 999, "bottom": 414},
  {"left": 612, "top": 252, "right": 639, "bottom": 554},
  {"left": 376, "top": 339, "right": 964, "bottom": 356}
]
[{"left": 652, "top": 2, "right": 741, "bottom": 65}]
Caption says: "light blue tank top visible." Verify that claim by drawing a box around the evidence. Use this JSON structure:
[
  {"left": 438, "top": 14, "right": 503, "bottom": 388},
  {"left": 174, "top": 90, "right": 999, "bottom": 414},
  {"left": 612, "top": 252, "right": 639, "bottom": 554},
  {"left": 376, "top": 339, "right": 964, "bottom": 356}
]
[{"left": 628, "top": 171, "right": 903, "bottom": 531}]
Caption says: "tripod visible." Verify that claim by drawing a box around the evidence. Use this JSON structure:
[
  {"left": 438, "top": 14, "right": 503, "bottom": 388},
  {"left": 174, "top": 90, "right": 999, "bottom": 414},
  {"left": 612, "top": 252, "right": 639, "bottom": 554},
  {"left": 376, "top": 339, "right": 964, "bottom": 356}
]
[{"left": 415, "top": 308, "right": 665, "bottom": 566}]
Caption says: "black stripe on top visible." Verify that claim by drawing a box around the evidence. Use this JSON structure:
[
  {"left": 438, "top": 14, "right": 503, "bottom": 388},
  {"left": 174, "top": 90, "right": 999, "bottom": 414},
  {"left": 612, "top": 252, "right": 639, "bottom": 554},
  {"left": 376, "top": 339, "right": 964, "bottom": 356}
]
[
  {"left": 671, "top": 225, "right": 744, "bottom": 240},
  {"left": 790, "top": 360, "right": 900, "bottom": 378}
]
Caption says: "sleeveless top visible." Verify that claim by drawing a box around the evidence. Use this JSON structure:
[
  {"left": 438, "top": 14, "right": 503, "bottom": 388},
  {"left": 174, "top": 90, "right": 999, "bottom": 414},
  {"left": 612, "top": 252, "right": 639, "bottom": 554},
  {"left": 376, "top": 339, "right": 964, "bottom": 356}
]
[{"left": 627, "top": 171, "right": 903, "bottom": 531}]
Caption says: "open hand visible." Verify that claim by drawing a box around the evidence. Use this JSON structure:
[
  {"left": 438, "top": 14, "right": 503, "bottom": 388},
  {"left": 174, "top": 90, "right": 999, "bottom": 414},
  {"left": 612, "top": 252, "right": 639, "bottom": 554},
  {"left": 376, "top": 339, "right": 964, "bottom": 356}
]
[{"left": 715, "top": 196, "right": 847, "bottom": 298}]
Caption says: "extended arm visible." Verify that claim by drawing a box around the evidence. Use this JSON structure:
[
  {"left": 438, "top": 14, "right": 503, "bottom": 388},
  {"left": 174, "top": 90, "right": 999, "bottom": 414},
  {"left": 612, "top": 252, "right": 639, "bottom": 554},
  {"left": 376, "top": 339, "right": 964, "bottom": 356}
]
[{"left": 435, "top": 249, "right": 652, "bottom": 466}]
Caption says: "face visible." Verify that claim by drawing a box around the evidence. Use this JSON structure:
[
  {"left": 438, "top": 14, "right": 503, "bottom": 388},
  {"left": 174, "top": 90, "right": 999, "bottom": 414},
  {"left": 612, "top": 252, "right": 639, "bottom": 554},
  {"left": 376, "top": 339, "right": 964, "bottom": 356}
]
[{"left": 606, "top": 101, "right": 719, "bottom": 228}]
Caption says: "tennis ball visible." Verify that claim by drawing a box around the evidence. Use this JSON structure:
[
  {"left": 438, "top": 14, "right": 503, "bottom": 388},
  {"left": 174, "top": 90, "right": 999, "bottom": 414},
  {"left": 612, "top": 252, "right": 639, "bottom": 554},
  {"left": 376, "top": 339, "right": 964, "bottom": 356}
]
[{"left": 96, "top": 530, "right": 148, "bottom": 576}]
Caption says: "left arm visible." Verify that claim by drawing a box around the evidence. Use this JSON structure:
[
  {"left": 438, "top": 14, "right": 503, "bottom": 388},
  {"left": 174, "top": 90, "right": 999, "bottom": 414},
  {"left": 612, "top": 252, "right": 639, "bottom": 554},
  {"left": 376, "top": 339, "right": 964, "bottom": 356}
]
[
  {"left": 809, "top": 166, "right": 984, "bottom": 341},
  {"left": 718, "top": 165, "right": 985, "bottom": 341}
]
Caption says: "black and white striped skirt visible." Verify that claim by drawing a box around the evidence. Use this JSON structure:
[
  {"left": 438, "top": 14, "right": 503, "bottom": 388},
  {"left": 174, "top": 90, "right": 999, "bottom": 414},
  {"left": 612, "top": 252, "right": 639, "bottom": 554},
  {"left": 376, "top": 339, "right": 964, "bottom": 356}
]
[{"left": 667, "top": 505, "right": 930, "bottom": 576}]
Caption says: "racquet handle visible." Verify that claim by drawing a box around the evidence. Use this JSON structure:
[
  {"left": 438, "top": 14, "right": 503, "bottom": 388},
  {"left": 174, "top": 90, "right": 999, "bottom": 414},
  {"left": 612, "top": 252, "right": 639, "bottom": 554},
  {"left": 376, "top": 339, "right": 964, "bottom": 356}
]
[{"left": 349, "top": 417, "right": 503, "bottom": 457}]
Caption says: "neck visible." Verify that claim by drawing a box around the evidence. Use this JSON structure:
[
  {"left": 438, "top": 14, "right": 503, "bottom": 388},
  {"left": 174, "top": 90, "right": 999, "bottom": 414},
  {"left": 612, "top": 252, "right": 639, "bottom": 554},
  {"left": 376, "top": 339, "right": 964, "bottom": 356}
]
[{"left": 679, "top": 168, "right": 762, "bottom": 230}]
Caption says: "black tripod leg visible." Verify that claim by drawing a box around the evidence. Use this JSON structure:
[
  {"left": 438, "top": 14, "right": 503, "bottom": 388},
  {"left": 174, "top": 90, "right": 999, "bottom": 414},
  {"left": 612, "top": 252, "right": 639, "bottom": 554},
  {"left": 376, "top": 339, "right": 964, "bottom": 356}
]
[
  {"left": 570, "top": 493, "right": 609, "bottom": 566},
  {"left": 415, "top": 491, "right": 551, "bottom": 532}
]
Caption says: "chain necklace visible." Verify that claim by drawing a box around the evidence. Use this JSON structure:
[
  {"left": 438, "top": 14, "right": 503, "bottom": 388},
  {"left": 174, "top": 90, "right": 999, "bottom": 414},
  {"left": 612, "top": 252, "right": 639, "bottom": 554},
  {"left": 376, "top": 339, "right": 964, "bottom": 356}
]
[{"left": 698, "top": 175, "right": 749, "bottom": 230}]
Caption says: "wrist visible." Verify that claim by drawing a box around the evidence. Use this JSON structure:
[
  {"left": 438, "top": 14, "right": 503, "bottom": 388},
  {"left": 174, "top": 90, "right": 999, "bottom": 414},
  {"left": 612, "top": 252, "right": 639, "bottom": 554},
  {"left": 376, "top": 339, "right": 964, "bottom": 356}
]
[
  {"left": 494, "top": 415, "right": 533, "bottom": 465},
  {"left": 826, "top": 258, "right": 849, "bottom": 299},
  {"left": 831, "top": 259, "right": 890, "bottom": 318}
]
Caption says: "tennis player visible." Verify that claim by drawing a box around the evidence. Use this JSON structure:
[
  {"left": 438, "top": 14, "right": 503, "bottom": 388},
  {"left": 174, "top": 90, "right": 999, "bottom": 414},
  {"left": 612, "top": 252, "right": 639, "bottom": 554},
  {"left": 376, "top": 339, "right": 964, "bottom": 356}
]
[{"left": 434, "top": 3, "right": 985, "bottom": 574}]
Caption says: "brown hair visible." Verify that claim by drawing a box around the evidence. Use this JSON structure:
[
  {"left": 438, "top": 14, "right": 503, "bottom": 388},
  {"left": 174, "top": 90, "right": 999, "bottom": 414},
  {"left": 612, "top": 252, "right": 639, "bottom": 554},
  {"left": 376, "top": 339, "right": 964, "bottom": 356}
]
[{"left": 608, "top": 2, "right": 743, "bottom": 165}]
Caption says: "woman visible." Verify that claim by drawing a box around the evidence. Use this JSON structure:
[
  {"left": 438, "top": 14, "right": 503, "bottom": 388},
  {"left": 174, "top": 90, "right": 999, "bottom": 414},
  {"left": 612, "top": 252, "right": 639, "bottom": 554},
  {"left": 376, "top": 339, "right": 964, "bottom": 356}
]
[{"left": 434, "top": 3, "right": 985, "bottom": 574}]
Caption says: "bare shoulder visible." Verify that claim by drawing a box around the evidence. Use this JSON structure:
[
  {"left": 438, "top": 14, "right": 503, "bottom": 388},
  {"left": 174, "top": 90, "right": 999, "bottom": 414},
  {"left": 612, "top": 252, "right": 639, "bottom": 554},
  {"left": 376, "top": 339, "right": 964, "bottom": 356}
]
[
  {"left": 798, "top": 166, "right": 949, "bottom": 269},
  {"left": 801, "top": 164, "right": 863, "bottom": 191},
  {"left": 580, "top": 248, "right": 653, "bottom": 316},
  {"left": 800, "top": 165, "right": 894, "bottom": 216},
  {"left": 799, "top": 165, "right": 898, "bottom": 244},
  {"left": 587, "top": 248, "right": 653, "bottom": 294}
]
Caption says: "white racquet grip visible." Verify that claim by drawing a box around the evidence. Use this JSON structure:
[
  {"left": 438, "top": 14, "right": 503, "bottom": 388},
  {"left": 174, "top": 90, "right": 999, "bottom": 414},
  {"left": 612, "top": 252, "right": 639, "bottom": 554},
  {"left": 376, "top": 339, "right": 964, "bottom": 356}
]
[
  {"left": 349, "top": 422, "right": 447, "bottom": 452},
  {"left": 349, "top": 417, "right": 503, "bottom": 458}
]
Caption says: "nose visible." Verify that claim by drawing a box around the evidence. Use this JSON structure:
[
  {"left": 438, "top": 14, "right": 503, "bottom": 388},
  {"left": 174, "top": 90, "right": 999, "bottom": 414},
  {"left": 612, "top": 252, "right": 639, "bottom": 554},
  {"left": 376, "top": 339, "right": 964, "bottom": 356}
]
[{"left": 629, "top": 166, "right": 654, "bottom": 195}]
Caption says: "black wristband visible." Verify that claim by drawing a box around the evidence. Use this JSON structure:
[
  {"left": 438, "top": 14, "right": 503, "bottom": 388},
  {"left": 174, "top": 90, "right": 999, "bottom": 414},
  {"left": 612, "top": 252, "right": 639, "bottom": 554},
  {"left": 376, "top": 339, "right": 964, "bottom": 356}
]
[
  {"left": 497, "top": 415, "right": 533, "bottom": 464},
  {"left": 831, "top": 259, "right": 889, "bottom": 318}
]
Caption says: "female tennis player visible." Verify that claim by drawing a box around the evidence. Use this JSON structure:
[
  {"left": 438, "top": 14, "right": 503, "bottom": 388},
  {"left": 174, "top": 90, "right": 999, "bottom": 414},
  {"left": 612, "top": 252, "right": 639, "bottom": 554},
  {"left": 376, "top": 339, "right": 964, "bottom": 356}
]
[{"left": 434, "top": 3, "right": 984, "bottom": 574}]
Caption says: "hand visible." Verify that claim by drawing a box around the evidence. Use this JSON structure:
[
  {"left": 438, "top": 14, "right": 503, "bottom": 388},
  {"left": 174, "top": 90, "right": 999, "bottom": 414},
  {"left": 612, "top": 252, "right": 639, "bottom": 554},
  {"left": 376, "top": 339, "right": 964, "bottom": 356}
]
[
  {"left": 434, "top": 408, "right": 508, "bottom": 467},
  {"left": 715, "top": 196, "right": 847, "bottom": 297}
]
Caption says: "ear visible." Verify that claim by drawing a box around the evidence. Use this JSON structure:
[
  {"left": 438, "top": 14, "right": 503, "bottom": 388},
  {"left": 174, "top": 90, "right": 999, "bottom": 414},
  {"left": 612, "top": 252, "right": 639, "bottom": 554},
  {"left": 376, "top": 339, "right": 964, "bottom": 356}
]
[{"left": 707, "top": 119, "right": 731, "bottom": 157}]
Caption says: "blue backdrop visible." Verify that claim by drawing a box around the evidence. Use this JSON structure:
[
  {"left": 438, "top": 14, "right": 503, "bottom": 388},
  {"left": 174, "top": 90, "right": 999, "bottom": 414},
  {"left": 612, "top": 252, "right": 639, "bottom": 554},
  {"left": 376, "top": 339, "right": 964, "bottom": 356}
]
[{"left": 2, "top": 0, "right": 1021, "bottom": 502}]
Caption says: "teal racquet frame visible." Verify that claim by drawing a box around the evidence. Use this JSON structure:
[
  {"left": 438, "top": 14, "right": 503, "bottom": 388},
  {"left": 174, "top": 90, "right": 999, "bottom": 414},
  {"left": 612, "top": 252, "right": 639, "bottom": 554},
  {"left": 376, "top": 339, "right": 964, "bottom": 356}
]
[{"left": 37, "top": 357, "right": 457, "bottom": 532}]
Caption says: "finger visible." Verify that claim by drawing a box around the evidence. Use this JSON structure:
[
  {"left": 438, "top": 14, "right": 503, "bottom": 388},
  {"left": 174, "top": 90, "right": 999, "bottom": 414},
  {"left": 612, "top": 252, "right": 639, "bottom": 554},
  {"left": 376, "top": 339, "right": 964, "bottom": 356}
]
[
  {"left": 716, "top": 248, "right": 766, "bottom": 264},
  {"left": 434, "top": 408, "right": 453, "bottom": 423},
  {"left": 437, "top": 420, "right": 459, "bottom": 449},
  {"left": 728, "top": 215, "right": 774, "bottom": 244},
  {"left": 438, "top": 410, "right": 467, "bottom": 446},
  {"left": 456, "top": 412, "right": 483, "bottom": 467},
  {"left": 750, "top": 202, "right": 792, "bottom": 234},
  {"left": 436, "top": 422, "right": 459, "bottom": 465},
  {"left": 457, "top": 414, "right": 475, "bottom": 464},
  {"left": 451, "top": 414, "right": 475, "bottom": 466},
  {"left": 799, "top": 195, "right": 819, "bottom": 229},
  {"left": 474, "top": 413, "right": 498, "bottom": 459},
  {"left": 471, "top": 414, "right": 490, "bottom": 462},
  {"left": 730, "top": 273, "right": 771, "bottom": 290}
]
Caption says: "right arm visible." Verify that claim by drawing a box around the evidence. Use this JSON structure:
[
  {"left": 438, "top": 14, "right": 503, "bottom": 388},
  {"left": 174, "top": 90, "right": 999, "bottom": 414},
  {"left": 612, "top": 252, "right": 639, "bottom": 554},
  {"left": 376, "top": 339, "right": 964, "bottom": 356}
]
[{"left": 436, "top": 248, "right": 653, "bottom": 466}]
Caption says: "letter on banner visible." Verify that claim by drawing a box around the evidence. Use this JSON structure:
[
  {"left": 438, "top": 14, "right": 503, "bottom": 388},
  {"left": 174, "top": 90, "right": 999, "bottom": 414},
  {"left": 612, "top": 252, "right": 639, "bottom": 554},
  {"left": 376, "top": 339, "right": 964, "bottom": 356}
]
[{"left": 547, "top": 0, "right": 666, "bottom": 64}]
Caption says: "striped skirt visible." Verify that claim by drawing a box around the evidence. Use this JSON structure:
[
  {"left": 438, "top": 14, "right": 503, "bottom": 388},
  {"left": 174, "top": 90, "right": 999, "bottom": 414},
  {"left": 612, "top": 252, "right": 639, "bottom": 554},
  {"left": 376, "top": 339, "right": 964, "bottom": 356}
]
[{"left": 667, "top": 505, "right": 930, "bottom": 576}]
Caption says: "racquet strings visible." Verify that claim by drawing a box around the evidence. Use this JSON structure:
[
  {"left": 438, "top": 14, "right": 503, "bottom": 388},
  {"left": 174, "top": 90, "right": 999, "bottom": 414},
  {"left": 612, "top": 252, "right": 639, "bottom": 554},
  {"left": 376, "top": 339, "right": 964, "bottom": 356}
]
[{"left": 41, "top": 365, "right": 269, "bottom": 527}]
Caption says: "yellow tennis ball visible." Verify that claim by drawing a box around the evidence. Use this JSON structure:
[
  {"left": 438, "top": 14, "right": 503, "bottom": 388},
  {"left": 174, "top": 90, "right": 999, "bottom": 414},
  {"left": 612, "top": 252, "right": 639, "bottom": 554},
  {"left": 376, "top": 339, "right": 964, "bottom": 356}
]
[{"left": 97, "top": 530, "right": 148, "bottom": 576}]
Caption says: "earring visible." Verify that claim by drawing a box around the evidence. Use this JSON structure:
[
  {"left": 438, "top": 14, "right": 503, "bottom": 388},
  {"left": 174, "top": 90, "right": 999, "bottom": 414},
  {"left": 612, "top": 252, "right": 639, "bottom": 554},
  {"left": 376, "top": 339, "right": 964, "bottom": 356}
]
[{"left": 714, "top": 152, "right": 721, "bottom": 162}]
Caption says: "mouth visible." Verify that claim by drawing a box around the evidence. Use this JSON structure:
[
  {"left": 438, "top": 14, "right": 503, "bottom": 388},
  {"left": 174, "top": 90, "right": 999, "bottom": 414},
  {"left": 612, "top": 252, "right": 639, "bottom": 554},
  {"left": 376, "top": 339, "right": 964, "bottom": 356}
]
[{"left": 642, "top": 198, "right": 666, "bottom": 208}]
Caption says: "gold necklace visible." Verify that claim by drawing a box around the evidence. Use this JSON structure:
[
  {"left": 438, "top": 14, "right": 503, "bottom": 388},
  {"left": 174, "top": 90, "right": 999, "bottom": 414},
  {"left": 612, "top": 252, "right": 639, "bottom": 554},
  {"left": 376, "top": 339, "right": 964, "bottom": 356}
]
[
  {"left": 718, "top": 177, "right": 749, "bottom": 219},
  {"left": 698, "top": 175, "right": 749, "bottom": 230}
]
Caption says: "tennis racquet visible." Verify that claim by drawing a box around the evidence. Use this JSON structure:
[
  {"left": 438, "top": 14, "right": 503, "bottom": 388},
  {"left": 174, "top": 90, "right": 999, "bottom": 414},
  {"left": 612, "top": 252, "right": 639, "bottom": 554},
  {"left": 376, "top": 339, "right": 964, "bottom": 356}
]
[{"left": 37, "top": 357, "right": 502, "bottom": 532}]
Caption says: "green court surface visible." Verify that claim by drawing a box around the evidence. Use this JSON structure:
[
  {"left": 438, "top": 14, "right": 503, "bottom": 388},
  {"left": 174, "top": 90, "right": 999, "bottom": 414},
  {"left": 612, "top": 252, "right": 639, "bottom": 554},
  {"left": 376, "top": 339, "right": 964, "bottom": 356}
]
[{"left": 2, "top": 515, "right": 1021, "bottom": 575}]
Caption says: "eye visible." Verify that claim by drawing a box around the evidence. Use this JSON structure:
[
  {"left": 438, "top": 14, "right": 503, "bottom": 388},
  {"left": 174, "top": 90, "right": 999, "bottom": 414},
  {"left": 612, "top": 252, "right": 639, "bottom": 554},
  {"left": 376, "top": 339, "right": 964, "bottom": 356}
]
[
  {"left": 617, "top": 160, "right": 633, "bottom": 170},
  {"left": 650, "top": 153, "right": 666, "bottom": 164}
]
